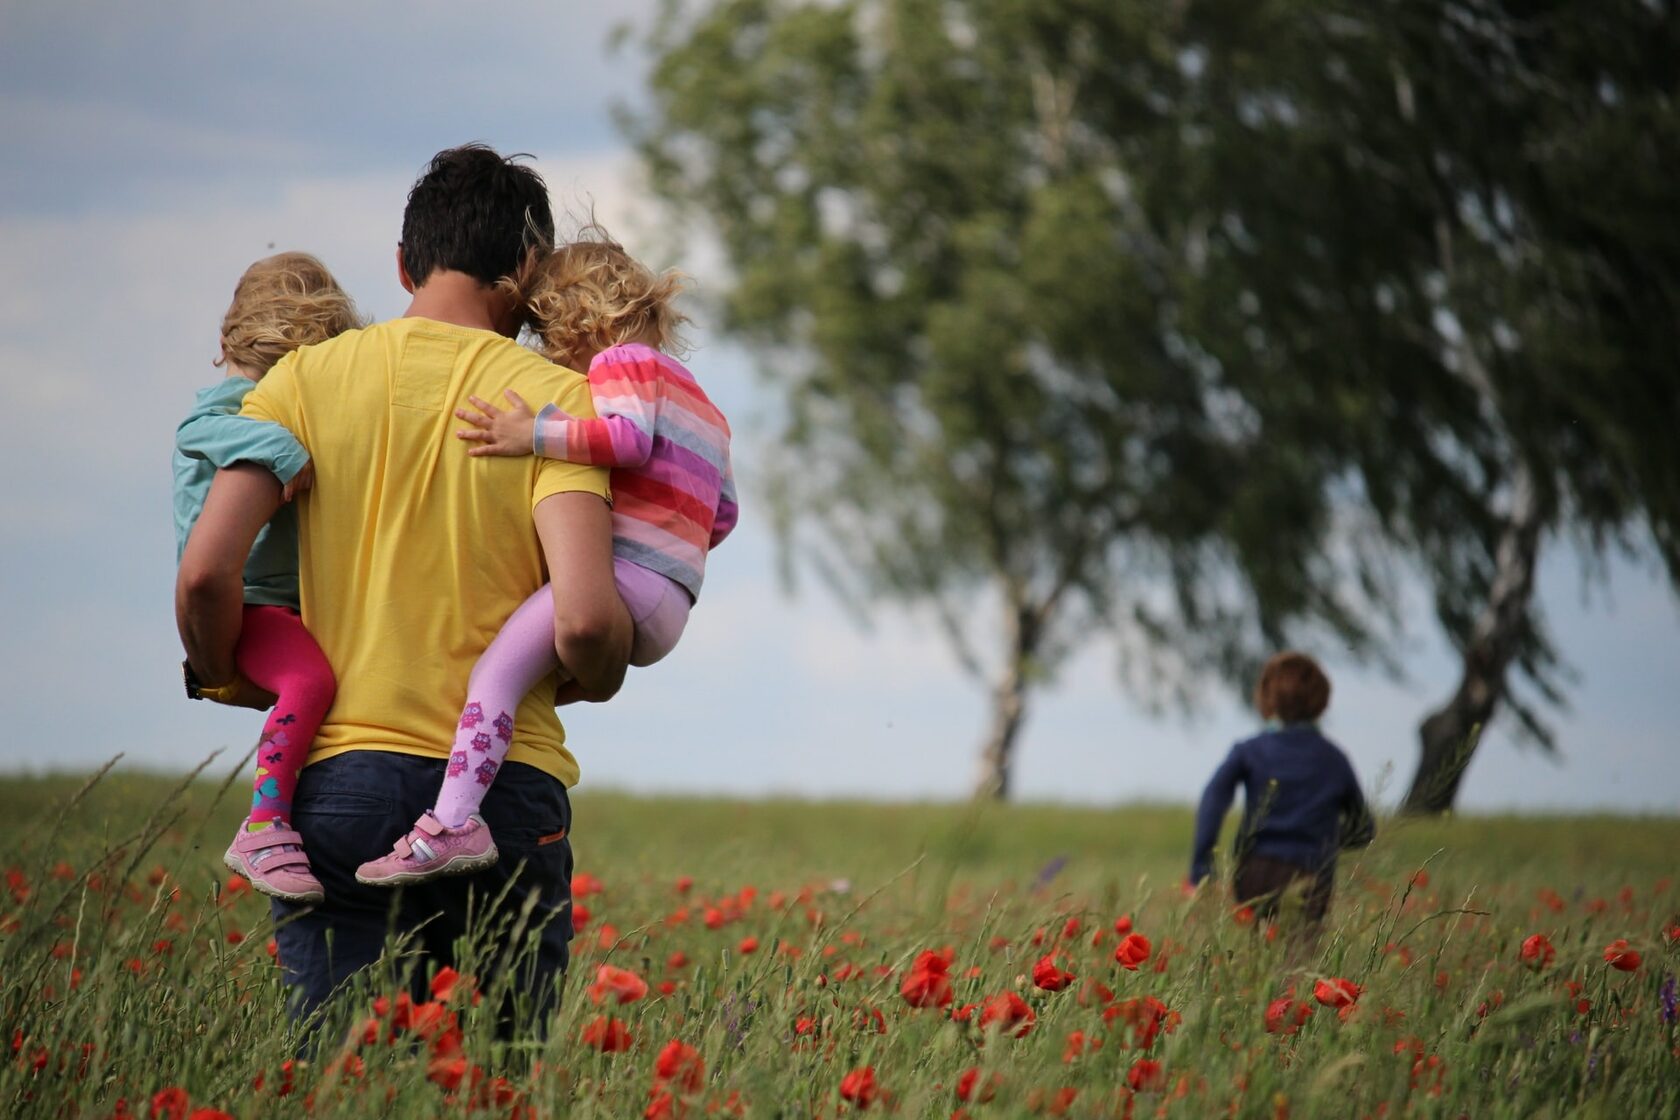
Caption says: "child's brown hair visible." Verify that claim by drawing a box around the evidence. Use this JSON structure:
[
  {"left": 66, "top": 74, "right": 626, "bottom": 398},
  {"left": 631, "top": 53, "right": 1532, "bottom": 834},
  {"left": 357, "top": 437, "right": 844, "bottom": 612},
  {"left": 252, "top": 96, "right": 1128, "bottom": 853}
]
[
  {"left": 217, "top": 252, "right": 362, "bottom": 376},
  {"left": 516, "top": 224, "right": 688, "bottom": 365},
  {"left": 1254, "top": 651, "right": 1331, "bottom": 724}
]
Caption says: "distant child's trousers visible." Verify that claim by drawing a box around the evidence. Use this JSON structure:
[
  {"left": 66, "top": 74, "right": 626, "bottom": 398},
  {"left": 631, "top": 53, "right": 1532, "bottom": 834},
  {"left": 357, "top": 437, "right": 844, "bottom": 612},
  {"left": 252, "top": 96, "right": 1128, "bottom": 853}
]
[
  {"left": 430, "top": 560, "right": 692, "bottom": 827},
  {"left": 234, "top": 605, "right": 335, "bottom": 825},
  {"left": 1233, "top": 854, "right": 1334, "bottom": 923}
]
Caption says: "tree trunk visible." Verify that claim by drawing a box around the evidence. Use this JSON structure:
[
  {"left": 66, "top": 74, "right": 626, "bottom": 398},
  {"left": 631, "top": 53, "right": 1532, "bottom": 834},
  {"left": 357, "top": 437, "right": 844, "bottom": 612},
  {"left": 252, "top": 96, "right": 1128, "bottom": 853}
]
[
  {"left": 972, "top": 602, "right": 1038, "bottom": 801},
  {"left": 1402, "top": 465, "right": 1543, "bottom": 814},
  {"left": 972, "top": 658, "right": 1030, "bottom": 801}
]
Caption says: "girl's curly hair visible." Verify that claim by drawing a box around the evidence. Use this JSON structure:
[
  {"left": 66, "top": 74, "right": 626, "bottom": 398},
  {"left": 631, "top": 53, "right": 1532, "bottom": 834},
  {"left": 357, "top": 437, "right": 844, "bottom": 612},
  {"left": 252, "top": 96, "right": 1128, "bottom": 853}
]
[
  {"left": 511, "top": 224, "right": 689, "bottom": 365},
  {"left": 217, "top": 252, "right": 363, "bottom": 375}
]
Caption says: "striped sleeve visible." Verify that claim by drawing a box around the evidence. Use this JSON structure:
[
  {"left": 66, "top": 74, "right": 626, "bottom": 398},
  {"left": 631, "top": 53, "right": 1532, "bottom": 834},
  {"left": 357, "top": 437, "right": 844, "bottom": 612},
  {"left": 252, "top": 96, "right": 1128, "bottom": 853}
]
[
  {"left": 709, "top": 454, "right": 739, "bottom": 550},
  {"left": 532, "top": 350, "right": 662, "bottom": 468}
]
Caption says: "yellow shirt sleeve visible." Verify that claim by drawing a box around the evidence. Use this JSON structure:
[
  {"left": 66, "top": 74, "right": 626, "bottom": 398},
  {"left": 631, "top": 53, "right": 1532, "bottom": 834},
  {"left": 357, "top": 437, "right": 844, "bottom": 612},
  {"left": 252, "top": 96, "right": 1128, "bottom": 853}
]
[
  {"left": 532, "top": 364, "right": 611, "bottom": 510},
  {"left": 239, "top": 352, "right": 303, "bottom": 445}
]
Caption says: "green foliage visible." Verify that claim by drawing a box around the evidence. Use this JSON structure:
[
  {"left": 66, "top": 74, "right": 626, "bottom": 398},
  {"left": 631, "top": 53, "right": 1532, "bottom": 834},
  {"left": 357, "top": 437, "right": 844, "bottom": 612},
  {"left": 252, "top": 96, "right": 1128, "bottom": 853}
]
[
  {"left": 627, "top": 0, "right": 1680, "bottom": 783},
  {"left": 3, "top": 770, "right": 1679, "bottom": 1117}
]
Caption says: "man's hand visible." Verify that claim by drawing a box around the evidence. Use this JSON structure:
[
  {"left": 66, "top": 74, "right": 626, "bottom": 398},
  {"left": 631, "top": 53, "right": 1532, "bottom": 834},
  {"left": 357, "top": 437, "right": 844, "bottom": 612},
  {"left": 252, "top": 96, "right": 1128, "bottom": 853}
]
[
  {"left": 280, "top": 459, "right": 315, "bottom": 503},
  {"left": 456, "top": 390, "right": 540, "bottom": 457},
  {"left": 208, "top": 674, "right": 279, "bottom": 711},
  {"left": 554, "top": 678, "right": 620, "bottom": 707}
]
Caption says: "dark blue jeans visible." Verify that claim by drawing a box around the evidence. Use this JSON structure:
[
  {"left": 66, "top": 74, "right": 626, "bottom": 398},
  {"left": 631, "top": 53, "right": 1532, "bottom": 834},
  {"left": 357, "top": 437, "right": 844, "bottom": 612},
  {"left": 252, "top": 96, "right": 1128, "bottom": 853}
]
[{"left": 271, "top": 751, "right": 573, "bottom": 1028}]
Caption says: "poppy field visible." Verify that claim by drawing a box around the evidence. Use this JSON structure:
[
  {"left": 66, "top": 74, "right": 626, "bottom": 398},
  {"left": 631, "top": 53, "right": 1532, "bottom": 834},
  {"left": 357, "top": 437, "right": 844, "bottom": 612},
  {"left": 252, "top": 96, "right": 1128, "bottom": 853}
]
[{"left": 2, "top": 766, "right": 1678, "bottom": 1119}]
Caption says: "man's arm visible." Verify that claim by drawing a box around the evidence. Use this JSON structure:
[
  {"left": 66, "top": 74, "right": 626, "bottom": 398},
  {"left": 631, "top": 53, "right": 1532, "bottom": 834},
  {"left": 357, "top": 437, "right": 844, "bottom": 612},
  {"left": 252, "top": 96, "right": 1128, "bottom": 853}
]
[
  {"left": 176, "top": 463, "right": 283, "bottom": 707},
  {"left": 533, "top": 491, "right": 632, "bottom": 699}
]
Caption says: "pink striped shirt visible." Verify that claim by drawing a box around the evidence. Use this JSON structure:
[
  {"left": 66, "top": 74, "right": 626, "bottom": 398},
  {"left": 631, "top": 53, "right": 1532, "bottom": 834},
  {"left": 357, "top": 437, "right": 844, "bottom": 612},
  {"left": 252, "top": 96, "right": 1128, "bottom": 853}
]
[{"left": 532, "top": 343, "right": 736, "bottom": 599}]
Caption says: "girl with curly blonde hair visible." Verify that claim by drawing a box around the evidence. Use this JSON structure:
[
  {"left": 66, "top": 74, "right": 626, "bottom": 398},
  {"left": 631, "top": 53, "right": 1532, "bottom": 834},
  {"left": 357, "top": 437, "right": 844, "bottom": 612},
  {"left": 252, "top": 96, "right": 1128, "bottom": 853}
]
[
  {"left": 356, "top": 229, "right": 739, "bottom": 886},
  {"left": 174, "top": 251, "right": 362, "bottom": 903}
]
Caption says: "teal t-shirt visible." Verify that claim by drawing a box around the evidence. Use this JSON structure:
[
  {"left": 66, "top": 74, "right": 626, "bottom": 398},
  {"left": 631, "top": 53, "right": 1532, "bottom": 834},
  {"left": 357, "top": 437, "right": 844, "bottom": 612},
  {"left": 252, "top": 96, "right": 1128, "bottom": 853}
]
[{"left": 172, "top": 375, "right": 310, "bottom": 609}]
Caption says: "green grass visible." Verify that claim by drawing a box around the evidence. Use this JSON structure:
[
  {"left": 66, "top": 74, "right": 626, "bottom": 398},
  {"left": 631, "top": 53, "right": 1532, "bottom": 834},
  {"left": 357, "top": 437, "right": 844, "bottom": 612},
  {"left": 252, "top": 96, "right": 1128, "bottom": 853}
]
[{"left": 3, "top": 766, "right": 1677, "bottom": 1118}]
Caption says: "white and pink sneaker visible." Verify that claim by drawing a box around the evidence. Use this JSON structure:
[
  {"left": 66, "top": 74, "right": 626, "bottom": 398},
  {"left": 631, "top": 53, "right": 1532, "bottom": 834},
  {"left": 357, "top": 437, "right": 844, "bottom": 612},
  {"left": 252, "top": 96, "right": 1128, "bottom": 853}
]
[
  {"left": 355, "top": 811, "right": 498, "bottom": 886},
  {"left": 224, "top": 819, "right": 324, "bottom": 904}
]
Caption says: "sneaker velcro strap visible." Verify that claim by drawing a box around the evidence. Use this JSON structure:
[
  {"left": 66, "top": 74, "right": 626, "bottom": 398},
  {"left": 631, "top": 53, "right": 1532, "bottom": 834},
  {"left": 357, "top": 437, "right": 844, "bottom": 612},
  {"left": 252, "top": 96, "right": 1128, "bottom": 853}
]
[{"left": 233, "top": 826, "right": 305, "bottom": 854}]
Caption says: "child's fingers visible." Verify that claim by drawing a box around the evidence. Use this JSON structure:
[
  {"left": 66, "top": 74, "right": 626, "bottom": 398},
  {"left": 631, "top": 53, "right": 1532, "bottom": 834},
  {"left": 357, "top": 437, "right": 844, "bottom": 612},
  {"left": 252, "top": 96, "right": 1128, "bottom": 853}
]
[
  {"left": 465, "top": 395, "right": 499, "bottom": 418},
  {"left": 456, "top": 428, "right": 492, "bottom": 442},
  {"left": 454, "top": 408, "right": 491, "bottom": 429},
  {"left": 502, "top": 388, "right": 531, "bottom": 413}
]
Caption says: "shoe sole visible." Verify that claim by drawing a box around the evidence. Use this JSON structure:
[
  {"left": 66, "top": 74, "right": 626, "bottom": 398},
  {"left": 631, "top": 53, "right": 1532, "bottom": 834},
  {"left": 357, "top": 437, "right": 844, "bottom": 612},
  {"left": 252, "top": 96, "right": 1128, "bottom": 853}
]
[
  {"left": 222, "top": 852, "right": 324, "bottom": 906},
  {"left": 354, "top": 846, "right": 500, "bottom": 887}
]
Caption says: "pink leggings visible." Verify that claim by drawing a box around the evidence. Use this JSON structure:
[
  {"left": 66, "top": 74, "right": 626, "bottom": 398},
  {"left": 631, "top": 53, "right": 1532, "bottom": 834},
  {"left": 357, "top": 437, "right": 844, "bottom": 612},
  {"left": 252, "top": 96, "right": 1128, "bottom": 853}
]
[
  {"left": 234, "top": 605, "right": 335, "bottom": 825},
  {"left": 431, "top": 560, "right": 689, "bottom": 827}
]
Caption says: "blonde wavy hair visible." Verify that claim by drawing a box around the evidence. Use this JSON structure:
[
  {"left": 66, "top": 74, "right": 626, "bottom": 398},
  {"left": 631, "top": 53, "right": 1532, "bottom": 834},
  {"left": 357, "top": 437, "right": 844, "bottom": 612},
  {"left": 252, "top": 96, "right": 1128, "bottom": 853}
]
[
  {"left": 217, "top": 252, "right": 362, "bottom": 376},
  {"left": 512, "top": 225, "right": 689, "bottom": 367}
]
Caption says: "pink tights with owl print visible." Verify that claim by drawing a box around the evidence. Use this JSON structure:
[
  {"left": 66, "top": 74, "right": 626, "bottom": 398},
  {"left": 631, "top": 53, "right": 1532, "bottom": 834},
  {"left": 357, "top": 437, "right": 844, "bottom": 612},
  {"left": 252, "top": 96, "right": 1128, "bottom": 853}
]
[
  {"left": 432, "top": 586, "right": 562, "bottom": 828},
  {"left": 236, "top": 605, "right": 335, "bottom": 826}
]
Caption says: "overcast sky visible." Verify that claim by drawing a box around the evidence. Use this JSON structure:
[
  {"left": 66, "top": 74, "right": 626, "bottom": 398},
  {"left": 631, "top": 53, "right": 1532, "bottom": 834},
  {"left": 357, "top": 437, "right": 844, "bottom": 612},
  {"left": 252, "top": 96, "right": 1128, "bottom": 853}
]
[{"left": 1, "top": 1, "right": 1676, "bottom": 814}]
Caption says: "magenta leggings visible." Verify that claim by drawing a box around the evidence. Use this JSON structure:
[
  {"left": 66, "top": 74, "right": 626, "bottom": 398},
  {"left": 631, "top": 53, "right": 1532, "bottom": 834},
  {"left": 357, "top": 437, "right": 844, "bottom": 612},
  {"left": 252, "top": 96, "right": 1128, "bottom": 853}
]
[
  {"left": 235, "top": 605, "right": 335, "bottom": 824},
  {"left": 430, "top": 560, "right": 690, "bottom": 826}
]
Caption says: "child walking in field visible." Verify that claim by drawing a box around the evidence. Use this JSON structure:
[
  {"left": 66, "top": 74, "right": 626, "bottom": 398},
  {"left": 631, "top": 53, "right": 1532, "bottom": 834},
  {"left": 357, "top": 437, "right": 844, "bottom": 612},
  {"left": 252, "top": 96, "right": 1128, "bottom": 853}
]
[
  {"left": 1187, "top": 651, "right": 1374, "bottom": 924},
  {"left": 175, "top": 253, "right": 362, "bottom": 904},
  {"left": 355, "top": 231, "right": 737, "bottom": 885}
]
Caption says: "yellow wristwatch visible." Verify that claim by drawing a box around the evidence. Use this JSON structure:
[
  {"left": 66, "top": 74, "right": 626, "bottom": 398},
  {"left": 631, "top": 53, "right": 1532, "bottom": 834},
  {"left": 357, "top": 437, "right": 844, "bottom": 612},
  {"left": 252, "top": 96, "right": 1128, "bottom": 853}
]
[{"left": 183, "top": 660, "right": 245, "bottom": 703}]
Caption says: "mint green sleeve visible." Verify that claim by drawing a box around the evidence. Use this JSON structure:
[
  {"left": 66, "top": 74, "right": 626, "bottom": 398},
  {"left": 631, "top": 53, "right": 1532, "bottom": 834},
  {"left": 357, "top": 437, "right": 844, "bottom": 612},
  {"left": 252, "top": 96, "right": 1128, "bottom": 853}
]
[{"left": 175, "top": 402, "right": 310, "bottom": 484}]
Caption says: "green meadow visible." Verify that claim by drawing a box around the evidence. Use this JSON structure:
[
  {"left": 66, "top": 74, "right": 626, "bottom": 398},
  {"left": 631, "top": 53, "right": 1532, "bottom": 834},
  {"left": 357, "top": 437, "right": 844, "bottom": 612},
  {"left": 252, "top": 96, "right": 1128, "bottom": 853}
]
[{"left": 3, "top": 766, "right": 1676, "bottom": 1118}]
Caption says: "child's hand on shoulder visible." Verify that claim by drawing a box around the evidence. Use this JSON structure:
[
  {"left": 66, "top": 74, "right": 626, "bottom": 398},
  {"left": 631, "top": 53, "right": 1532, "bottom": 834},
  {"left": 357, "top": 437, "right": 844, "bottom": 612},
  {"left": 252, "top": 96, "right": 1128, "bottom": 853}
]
[{"left": 456, "top": 389, "right": 538, "bottom": 457}]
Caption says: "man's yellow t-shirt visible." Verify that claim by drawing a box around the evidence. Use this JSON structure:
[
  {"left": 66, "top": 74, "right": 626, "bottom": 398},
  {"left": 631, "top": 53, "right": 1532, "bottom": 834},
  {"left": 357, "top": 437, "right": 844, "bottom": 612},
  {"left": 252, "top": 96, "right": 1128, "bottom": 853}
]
[{"left": 241, "top": 317, "right": 609, "bottom": 786}]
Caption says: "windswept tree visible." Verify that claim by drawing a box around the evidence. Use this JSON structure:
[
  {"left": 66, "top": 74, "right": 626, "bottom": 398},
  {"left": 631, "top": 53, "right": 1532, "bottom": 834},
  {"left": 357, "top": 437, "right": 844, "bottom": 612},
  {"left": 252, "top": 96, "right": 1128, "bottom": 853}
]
[
  {"left": 1152, "top": 1, "right": 1680, "bottom": 811},
  {"left": 629, "top": 0, "right": 1391, "bottom": 798},
  {"left": 629, "top": 0, "right": 1680, "bottom": 804}
]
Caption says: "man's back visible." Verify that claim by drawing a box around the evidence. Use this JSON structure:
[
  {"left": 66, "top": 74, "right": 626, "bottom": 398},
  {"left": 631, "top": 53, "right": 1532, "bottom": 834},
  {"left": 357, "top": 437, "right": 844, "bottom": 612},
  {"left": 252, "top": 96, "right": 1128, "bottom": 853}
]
[{"left": 243, "top": 317, "right": 607, "bottom": 784}]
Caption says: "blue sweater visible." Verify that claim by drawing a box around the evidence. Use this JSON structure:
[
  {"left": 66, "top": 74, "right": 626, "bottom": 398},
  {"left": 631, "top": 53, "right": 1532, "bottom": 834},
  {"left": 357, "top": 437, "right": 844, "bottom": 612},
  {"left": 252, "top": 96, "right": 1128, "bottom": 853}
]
[{"left": 1189, "top": 725, "right": 1373, "bottom": 884}]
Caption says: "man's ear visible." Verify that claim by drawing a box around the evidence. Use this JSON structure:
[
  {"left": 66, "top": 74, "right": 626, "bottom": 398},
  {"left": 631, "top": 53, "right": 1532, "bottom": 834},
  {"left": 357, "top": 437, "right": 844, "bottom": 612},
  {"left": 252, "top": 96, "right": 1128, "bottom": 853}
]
[{"left": 396, "top": 245, "right": 415, "bottom": 293}]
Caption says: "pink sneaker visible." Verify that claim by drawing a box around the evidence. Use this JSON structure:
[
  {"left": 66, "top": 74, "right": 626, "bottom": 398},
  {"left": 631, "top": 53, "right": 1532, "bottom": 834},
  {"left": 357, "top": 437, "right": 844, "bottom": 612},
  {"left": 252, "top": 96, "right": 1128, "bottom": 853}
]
[
  {"left": 223, "top": 820, "right": 324, "bottom": 904},
  {"left": 355, "top": 811, "right": 498, "bottom": 886}
]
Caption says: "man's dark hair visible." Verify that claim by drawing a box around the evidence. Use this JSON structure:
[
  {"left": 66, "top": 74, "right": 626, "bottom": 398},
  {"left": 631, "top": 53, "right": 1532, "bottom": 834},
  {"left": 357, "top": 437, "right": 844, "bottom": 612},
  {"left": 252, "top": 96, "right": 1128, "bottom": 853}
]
[{"left": 400, "top": 144, "right": 554, "bottom": 287}]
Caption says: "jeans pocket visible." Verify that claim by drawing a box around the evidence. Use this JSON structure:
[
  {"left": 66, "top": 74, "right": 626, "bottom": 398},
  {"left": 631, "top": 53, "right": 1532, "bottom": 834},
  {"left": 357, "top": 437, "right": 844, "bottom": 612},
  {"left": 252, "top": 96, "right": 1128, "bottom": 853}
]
[{"left": 294, "top": 789, "right": 394, "bottom": 817}]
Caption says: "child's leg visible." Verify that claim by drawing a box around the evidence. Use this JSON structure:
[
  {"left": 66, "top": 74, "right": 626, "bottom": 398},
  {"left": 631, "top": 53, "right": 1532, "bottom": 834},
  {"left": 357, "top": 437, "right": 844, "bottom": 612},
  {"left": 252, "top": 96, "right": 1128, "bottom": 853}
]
[
  {"left": 614, "top": 559, "right": 693, "bottom": 668},
  {"left": 235, "top": 605, "right": 336, "bottom": 828},
  {"left": 432, "top": 585, "right": 560, "bottom": 828}
]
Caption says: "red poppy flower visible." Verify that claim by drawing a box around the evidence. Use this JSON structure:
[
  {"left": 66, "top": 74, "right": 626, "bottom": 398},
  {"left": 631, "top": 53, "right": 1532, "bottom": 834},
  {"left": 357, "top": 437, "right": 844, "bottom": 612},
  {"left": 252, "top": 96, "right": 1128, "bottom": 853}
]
[
  {"left": 737, "top": 936, "right": 759, "bottom": 954},
  {"left": 900, "top": 949, "right": 955, "bottom": 1009},
  {"left": 839, "top": 1066, "right": 878, "bottom": 1109},
  {"left": 955, "top": 1068, "right": 1000, "bottom": 1103},
  {"left": 1114, "top": 933, "right": 1151, "bottom": 971},
  {"left": 581, "top": 1016, "right": 633, "bottom": 1052},
  {"left": 149, "top": 1088, "right": 189, "bottom": 1120},
  {"left": 588, "top": 965, "right": 650, "bottom": 1005},
  {"left": 1127, "top": 1059, "right": 1166, "bottom": 1092},
  {"left": 978, "top": 991, "right": 1036, "bottom": 1037},
  {"left": 430, "top": 966, "right": 478, "bottom": 1004},
  {"left": 1313, "top": 978, "right": 1362, "bottom": 1008},
  {"left": 1031, "top": 954, "right": 1076, "bottom": 992},
  {"left": 427, "top": 1054, "right": 468, "bottom": 1092},
  {"left": 1519, "top": 934, "right": 1555, "bottom": 971},
  {"left": 1603, "top": 939, "right": 1641, "bottom": 972},
  {"left": 1104, "top": 996, "right": 1181, "bottom": 1049},
  {"left": 1113, "top": 914, "right": 1133, "bottom": 935},
  {"left": 654, "top": 1039, "right": 705, "bottom": 1093},
  {"left": 1264, "top": 997, "right": 1314, "bottom": 1035}
]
